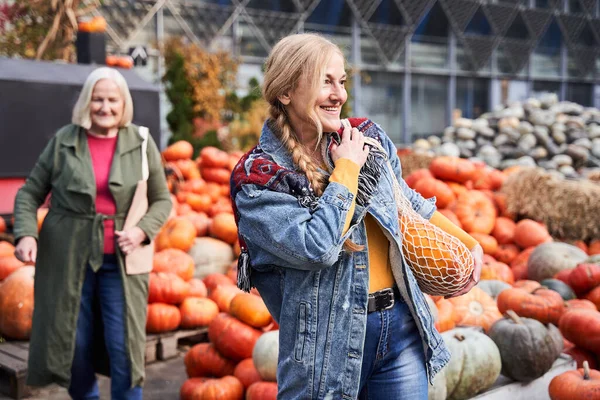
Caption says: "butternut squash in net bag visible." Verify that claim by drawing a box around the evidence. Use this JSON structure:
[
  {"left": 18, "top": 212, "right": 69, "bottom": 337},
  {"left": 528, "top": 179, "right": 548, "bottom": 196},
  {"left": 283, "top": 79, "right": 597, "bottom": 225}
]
[{"left": 367, "top": 137, "right": 474, "bottom": 296}]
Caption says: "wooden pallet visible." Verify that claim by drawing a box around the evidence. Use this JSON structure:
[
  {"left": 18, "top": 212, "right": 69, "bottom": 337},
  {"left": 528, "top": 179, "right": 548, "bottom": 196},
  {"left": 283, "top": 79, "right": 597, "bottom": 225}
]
[
  {"left": 0, "top": 327, "right": 208, "bottom": 399},
  {"left": 145, "top": 327, "right": 208, "bottom": 364},
  {"left": 0, "top": 341, "right": 30, "bottom": 400}
]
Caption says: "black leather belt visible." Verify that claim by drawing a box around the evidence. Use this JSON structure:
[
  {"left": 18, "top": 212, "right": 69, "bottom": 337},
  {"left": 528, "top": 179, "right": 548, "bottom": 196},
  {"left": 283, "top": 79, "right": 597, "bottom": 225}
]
[{"left": 367, "top": 286, "right": 403, "bottom": 313}]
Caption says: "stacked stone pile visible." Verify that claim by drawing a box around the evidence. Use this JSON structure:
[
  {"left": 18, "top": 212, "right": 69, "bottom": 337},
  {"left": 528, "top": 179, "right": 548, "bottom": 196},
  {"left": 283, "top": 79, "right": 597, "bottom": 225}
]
[{"left": 412, "top": 93, "right": 600, "bottom": 179}]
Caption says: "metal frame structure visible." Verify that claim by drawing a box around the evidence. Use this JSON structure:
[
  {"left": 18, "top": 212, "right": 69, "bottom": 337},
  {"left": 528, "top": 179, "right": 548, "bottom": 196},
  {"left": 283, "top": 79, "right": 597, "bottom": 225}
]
[{"left": 95, "top": 0, "right": 600, "bottom": 143}]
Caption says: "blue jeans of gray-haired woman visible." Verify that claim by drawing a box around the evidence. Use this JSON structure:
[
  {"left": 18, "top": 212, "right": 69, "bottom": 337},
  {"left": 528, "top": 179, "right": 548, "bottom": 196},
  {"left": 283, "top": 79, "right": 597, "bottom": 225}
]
[
  {"left": 68, "top": 256, "right": 142, "bottom": 400},
  {"left": 358, "top": 297, "right": 428, "bottom": 399}
]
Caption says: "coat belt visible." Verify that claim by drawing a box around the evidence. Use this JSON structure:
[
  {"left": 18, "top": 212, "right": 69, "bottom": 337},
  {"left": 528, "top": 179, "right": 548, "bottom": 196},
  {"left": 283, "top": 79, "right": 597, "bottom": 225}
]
[{"left": 51, "top": 207, "right": 126, "bottom": 272}]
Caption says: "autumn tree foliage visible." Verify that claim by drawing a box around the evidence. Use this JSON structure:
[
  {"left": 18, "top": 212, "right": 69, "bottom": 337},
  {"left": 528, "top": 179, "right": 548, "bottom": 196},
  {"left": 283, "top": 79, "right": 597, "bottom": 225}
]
[
  {"left": 0, "top": 0, "right": 97, "bottom": 61},
  {"left": 163, "top": 37, "right": 238, "bottom": 153}
]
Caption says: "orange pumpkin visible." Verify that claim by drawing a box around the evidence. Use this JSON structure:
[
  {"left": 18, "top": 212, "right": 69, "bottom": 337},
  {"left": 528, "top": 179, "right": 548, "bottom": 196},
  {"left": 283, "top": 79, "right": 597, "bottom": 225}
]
[
  {"left": 565, "top": 299, "right": 597, "bottom": 311},
  {"left": 0, "top": 266, "right": 35, "bottom": 339},
  {"left": 181, "top": 211, "right": 211, "bottom": 237},
  {"left": 153, "top": 248, "right": 195, "bottom": 281},
  {"left": 404, "top": 168, "right": 433, "bottom": 189},
  {"left": 174, "top": 159, "right": 201, "bottom": 180},
  {"left": 188, "top": 278, "right": 208, "bottom": 298},
  {"left": 179, "top": 178, "right": 207, "bottom": 195},
  {"left": 513, "top": 279, "right": 541, "bottom": 292},
  {"left": 585, "top": 286, "right": 600, "bottom": 310},
  {"left": 559, "top": 309, "right": 600, "bottom": 354},
  {"left": 155, "top": 217, "right": 196, "bottom": 252},
  {"left": 209, "top": 213, "right": 238, "bottom": 244},
  {"left": 494, "top": 243, "right": 520, "bottom": 264},
  {"left": 491, "top": 217, "right": 516, "bottom": 245},
  {"left": 229, "top": 292, "right": 273, "bottom": 328},
  {"left": 0, "top": 241, "right": 15, "bottom": 258},
  {"left": 513, "top": 219, "right": 552, "bottom": 249},
  {"left": 549, "top": 361, "right": 600, "bottom": 399},
  {"left": 146, "top": 303, "right": 181, "bottom": 333},
  {"left": 180, "top": 378, "right": 209, "bottom": 400},
  {"left": 429, "top": 156, "right": 476, "bottom": 183},
  {"left": 163, "top": 140, "right": 194, "bottom": 161},
  {"left": 510, "top": 247, "right": 536, "bottom": 281},
  {"left": 233, "top": 358, "right": 262, "bottom": 390},
  {"left": 246, "top": 381, "right": 278, "bottom": 400},
  {"left": 470, "top": 232, "right": 498, "bottom": 255},
  {"left": 568, "top": 263, "right": 600, "bottom": 296},
  {"left": 497, "top": 287, "right": 565, "bottom": 325},
  {"left": 434, "top": 298, "right": 455, "bottom": 333},
  {"left": 209, "top": 284, "right": 242, "bottom": 313},
  {"left": 0, "top": 255, "right": 25, "bottom": 281},
  {"left": 148, "top": 272, "right": 190, "bottom": 304},
  {"left": 184, "top": 342, "right": 236, "bottom": 377},
  {"left": 447, "top": 287, "right": 502, "bottom": 332},
  {"left": 186, "top": 193, "right": 213, "bottom": 214},
  {"left": 412, "top": 178, "right": 455, "bottom": 209},
  {"left": 203, "top": 273, "right": 235, "bottom": 294},
  {"left": 190, "top": 376, "right": 244, "bottom": 400},
  {"left": 200, "top": 146, "right": 230, "bottom": 169},
  {"left": 454, "top": 191, "right": 497, "bottom": 234},
  {"left": 116, "top": 56, "right": 133, "bottom": 69},
  {"left": 208, "top": 313, "right": 263, "bottom": 360},
  {"left": 400, "top": 213, "right": 473, "bottom": 296},
  {"left": 179, "top": 297, "right": 219, "bottom": 329},
  {"left": 480, "top": 260, "right": 514, "bottom": 284},
  {"left": 200, "top": 167, "right": 231, "bottom": 184},
  {"left": 208, "top": 198, "right": 234, "bottom": 217}
]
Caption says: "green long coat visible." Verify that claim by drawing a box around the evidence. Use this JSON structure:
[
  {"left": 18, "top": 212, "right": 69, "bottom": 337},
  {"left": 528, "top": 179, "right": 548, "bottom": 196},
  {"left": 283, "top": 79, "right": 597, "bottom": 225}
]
[{"left": 13, "top": 124, "right": 172, "bottom": 388}]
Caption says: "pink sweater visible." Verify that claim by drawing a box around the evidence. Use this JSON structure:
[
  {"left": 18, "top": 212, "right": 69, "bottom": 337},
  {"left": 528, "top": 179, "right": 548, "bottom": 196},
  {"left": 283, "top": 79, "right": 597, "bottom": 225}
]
[{"left": 87, "top": 134, "right": 118, "bottom": 255}]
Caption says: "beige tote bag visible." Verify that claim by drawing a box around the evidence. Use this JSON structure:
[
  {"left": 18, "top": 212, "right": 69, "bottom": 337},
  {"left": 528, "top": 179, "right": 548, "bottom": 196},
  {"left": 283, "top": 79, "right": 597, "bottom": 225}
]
[{"left": 123, "top": 126, "right": 154, "bottom": 275}]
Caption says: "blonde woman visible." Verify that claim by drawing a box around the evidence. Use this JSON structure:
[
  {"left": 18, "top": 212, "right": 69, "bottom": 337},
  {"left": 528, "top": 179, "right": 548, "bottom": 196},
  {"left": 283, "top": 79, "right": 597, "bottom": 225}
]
[
  {"left": 231, "top": 33, "right": 482, "bottom": 399},
  {"left": 13, "top": 67, "right": 172, "bottom": 399}
]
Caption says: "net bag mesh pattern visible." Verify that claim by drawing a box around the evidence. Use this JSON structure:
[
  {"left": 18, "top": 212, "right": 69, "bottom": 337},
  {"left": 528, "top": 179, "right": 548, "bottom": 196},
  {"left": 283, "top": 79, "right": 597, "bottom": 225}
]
[{"left": 338, "top": 119, "right": 474, "bottom": 296}]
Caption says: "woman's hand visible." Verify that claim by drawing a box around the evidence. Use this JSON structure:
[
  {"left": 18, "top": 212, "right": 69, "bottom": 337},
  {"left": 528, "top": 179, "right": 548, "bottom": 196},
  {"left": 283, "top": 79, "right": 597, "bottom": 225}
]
[
  {"left": 115, "top": 227, "right": 147, "bottom": 255},
  {"left": 446, "top": 243, "right": 483, "bottom": 298},
  {"left": 331, "top": 125, "right": 370, "bottom": 168},
  {"left": 14, "top": 236, "right": 38, "bottom": 264}
]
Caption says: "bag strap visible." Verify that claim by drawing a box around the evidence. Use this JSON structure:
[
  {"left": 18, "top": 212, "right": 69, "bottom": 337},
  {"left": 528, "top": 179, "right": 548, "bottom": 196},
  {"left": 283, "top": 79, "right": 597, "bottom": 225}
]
[{"left": 138, "top": 126, "right": 149, "bottom": 181}]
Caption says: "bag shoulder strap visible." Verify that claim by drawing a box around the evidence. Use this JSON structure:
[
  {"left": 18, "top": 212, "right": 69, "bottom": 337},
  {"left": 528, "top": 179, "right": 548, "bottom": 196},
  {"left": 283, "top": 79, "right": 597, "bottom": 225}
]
[{"left": 138, "top": 126, "right": 150, "bottom": 181}]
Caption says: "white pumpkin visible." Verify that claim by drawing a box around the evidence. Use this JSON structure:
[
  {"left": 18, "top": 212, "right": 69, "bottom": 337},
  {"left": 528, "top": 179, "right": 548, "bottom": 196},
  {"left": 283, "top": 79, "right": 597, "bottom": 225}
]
[
  {"left": 442, "top": 327, "right": 501, "bottom": 400},
  {"left": 252, "top": 330, "right": 279, "bottom": 382},
  {"left": 188, "top": 237, "right": 234, "bottom": 278}
]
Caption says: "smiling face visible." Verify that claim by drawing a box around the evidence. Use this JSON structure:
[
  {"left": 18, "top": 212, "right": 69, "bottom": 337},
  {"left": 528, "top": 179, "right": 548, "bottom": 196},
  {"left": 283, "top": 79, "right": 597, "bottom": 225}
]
[
  {"left": 89, "top": 78, "right": 124, "bottom": 134},
  {"left": 280, "top": 51, "right": 347, "bottom": 144}
]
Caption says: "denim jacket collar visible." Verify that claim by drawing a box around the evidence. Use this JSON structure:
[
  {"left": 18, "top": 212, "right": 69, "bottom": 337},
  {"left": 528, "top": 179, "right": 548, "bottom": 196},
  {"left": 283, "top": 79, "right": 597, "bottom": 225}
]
[{"left": 258, "top": 120, "right": 295, "bottom": 170}]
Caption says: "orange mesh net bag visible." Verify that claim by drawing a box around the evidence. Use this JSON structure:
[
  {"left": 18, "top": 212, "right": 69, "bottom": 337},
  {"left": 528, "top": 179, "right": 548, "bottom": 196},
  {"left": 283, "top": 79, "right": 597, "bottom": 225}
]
[{"left": 340, "top": 120, "right": 474, "bottom": 296}]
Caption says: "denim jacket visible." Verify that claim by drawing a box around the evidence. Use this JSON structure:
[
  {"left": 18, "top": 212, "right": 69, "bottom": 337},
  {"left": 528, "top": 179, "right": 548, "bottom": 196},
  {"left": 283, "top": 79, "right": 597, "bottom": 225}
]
[{"left": 231, "top": 118, "right": 450, "bottom": 399}]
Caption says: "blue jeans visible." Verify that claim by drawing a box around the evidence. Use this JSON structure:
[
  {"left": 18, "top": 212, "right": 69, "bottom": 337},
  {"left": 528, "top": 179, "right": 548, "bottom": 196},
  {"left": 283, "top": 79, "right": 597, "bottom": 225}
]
[
  {"left": 358, "top": 297, "right": 428, "bottom": 399},
  {"left": 68, "top": 257, "right": 142, "bottom": 400}
]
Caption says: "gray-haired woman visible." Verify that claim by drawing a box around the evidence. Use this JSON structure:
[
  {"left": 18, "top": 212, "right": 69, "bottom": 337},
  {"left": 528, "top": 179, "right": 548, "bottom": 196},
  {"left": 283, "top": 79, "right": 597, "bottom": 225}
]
[{"left": 13, "top": 67, "right": 172, "bottom": 399}]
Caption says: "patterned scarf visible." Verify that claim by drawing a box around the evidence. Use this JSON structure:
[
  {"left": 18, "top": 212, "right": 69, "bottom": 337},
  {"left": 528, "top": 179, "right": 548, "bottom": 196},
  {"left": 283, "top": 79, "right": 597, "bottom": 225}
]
[{"left": 231, "top": 117, "right": 388, "bottom": 292}]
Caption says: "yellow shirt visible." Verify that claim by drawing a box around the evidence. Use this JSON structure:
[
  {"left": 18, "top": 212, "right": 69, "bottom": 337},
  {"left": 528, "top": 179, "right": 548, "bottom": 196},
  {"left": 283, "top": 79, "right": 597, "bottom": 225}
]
[{"left": 329, "top": 158, "right": 478, "bottom": 293}]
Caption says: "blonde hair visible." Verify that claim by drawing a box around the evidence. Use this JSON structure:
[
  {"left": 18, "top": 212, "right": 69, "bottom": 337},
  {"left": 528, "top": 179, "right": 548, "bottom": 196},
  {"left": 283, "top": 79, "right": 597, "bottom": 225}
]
[
  {"left": 72, "top": 67, "right": 133, "bottom": 129},
  {"left": 264, "top": 34, "right": 362, "bottom": 252},
  {"left": 263, "top": 33, "right": 344, "bottom": 196}
]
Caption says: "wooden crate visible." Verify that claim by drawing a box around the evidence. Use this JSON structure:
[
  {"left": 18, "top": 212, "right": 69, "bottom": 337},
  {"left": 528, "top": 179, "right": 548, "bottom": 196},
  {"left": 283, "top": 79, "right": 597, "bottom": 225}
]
[
  {"left": 0, "top": 341, "right": 30, "bottom": 400},
  {"left": 146, "top": 327, "right": 208, "bottom": 364}
]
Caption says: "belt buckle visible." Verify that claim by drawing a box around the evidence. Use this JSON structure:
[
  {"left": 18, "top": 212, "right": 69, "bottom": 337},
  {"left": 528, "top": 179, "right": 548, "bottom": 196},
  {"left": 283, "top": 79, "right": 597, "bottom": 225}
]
[{"left": 375, "top": 288, "right": 395, "bottom": 311}]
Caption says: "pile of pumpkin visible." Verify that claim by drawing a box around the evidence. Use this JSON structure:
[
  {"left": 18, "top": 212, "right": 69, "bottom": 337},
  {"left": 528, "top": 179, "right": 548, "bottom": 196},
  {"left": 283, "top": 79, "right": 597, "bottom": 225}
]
[
  {"left": 178, "top": 270, "right": 279, "bottom": 400},
  {"left": 407, "top": 156, "right": 600, "bottom": 399}
]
